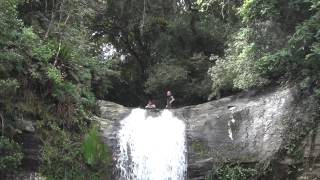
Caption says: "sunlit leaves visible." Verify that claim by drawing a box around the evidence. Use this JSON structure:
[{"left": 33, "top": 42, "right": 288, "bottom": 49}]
[
  {"left": 47, "top": 65, "right": 63, "bottom": 85},
  {"left": 32, "top": 45, "right": 55, "bottom": 63},
  {"left": 239, "top": 0, "right": 279, "bottom": 22}
]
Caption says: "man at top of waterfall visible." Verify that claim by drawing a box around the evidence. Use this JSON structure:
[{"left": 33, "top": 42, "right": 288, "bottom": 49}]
[
  {"left": 166, "top": 90, "right": 175, "bottom": 109},
  {"left": 145, "top": 100, "right": 156, "bottom": 109}
]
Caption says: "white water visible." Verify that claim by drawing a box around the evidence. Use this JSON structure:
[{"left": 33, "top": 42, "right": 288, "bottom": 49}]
[{"left": 116, "top": 108, "right": 187, "bottom": 180}]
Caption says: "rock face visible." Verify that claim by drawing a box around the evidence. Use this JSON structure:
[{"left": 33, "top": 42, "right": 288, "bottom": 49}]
[
  {"left": 296, "top": 125, "right": 320, "bottom": 180},
  {"left": 9, "top": 124, "right": 42, "bottom": 180},
  {"left": 97, "top": 87, "right": 320, "bottom": 179},
  {"left": 173, "top": 87, "right": 318, "bottom": 179},
  {"left": 96, "top": 101, "right": 131, "bottom": 148}
]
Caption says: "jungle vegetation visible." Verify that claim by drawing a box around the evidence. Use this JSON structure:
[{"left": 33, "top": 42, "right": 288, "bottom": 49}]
[{"left": 0, "top": 0, "right": 319, "bottom": 179}]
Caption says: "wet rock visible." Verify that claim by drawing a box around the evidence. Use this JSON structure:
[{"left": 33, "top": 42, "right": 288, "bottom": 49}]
[
  {"left": 97, "top": 100, "right": 131, "bottom": 121},
  {"left": 96, "top": 101, "right": 131, "bottom": 147},
  {"left": 174, "top": 87, "right": 318, "bottom": 179},
  {"left": 19, "top": 133, "right": 41, "bottom": 173},
  {"left": 296, "top": 125, "right": 320, "bottom": 180},
  {"left": 97, "top": 87, "right": 320, "bottom": 179},
  {"left": 17, "top": 119, "right": 35, "bottom": 133}
]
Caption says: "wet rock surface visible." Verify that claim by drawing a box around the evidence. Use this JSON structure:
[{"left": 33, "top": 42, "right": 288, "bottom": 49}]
[
  {"left": 96, "top": 100, "right": 131, "bottom": 152},
  {"left": 97, "top": 87, "right": 320, "bottom": 179}
]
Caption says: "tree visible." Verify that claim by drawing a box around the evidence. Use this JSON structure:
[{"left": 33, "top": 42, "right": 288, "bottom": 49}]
[{"left": 92, "top": 0, "right": 233, "bottom": 105}]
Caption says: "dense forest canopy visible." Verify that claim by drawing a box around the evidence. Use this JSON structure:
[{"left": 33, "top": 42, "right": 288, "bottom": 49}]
[
  {"left": 0, "top": 0, "right": 320, "bottom": 179},
  {"left": 92, "top": 0, "right": 320, "bottom": 106}
]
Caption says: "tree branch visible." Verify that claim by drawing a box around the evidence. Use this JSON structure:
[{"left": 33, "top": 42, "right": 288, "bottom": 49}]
[
  {"left": 0, "top": 113, "right": 4, "bottom": 137},
  {"left": 45, "top": 0, "right": 56, "bottom": 39},
  {"left": 140, "top": 0, "right": 147, "bottom": 36},
  {"left": 54, "top": 0, "right": 66, "bottom": 67}
]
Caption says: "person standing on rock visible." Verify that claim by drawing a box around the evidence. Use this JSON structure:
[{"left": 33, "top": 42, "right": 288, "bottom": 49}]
[{"left": 166, "top": 90, "right": 175, "bottom": 109}]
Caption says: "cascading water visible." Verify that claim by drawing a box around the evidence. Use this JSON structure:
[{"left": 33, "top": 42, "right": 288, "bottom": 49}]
[{"left": 116, "top": 108, "right": 187, "bottom": 180}]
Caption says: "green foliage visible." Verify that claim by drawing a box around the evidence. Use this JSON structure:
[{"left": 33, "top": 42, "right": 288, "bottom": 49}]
[
  {"left": 239, "top": 0, "right": 278, "bottom": 22},
  {"left": 0, "top": 137, "right": 23, "bottom": 177},
  {"left": 0, "top": 79, "right": 20, "bottom": 96},
  {"left": 40, "top": 127, "right": 110, "bottom": 180},
  {"left": 40, "top": 129, "right": 86, "bottom": 179},
  {"left": 94, "top": 0, "right": 231, "bottom": 105},
  {"left": 91, "top": 59, "right": 120, "bottom": 99},
  {"left": 196, "top": 0, "right": 241, "bottom": 22},
  {"left": 52, "top": 82, "right": 78, "bottom": 102},
  {"left": 208, "top": 0, "right": 320, "bottom": 98},
  {"left": 145, "top": 63, "right": 188, "bottom": 94},
  {"left": 32, "top": 43, "right": 55, "bottom": 63},
  {"left": 0, "top": 0, "right": 23, "bottom": 43},
  {"left": 20, "top": 27, "right": 38, "bottom": 45},
  {"left": 208, "top": 55, "right": 235, "bottom": 98},
  {"left": 47, "top": 65, "right": 63, "bottom": 85},
  {"left": 315, "top": 87, "right": 320, "bottom": 98},
  {"left": 0, "top": 0, "right": 117, "bottom": 178},
  {"left": 253, "top": 2, "right": 320, "bottom": 81},
  {"left": 209, "top": 28, "right": 269, "bottom": 97},
  {"left": 82, "top": 127, "right": 111, "bottom": 166},
  {"left": 1, "top": 0, "right": 320, "bottom": 177},
  {"left": 207, "top": 163, "right": 257, "bottom": 180},
  {"left": 191, "top": 140, "right": 209, "bottom": 159},
  {"left": 145, "top": 55, "right": 212, "bottom": 105}
]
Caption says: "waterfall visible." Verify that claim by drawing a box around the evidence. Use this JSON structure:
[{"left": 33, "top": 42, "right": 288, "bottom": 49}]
[{"left": 116, "top": 108, "right": 187, "bottom": 180}]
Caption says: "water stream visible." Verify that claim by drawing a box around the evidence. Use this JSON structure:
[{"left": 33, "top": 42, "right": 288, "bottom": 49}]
[{"left": 116, "top": 109, "right": 187, "bottom": 180}]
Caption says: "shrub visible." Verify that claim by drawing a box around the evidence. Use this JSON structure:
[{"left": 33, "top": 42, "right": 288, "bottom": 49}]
[
  {"left": 32, "top": 42, "right": 55, "bottom": 63},
  {"left": 40, "top": 127, "right": 111, "bottom": 180},
  {"left": 82, "top": 127, "right": 111, "bottom": 167},
  {"left": 47, "top": 65, "right": 63, "bottom": 85},
  {"left": 0, "top": 137, "right": 23, "bottom": 177},
  {"left": 209, "top": 28, "right": 269, "bottom": 97},
  {"left": 0, "top": 79, "right": 19, "bottom": 96},
  {"left": 207, "top": 163, "right": 257, "bottom": 180}
]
